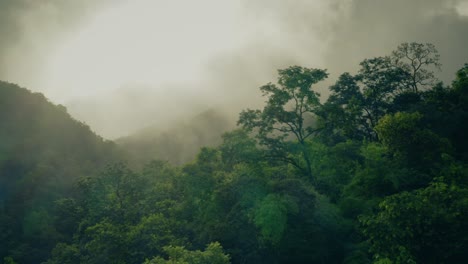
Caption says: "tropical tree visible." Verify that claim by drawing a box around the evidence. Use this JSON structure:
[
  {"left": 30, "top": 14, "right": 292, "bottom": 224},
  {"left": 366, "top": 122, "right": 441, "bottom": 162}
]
[
  {"left": 391, "top": 42, "right": 441, "bottom": 92},
  {"left": 238, "top": 66, "right": 328, "bottom": 180}
]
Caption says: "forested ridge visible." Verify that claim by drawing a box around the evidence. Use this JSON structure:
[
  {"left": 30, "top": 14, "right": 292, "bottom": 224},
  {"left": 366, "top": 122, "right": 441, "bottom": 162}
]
[
  {"left": 116, "top": 109, "right": 233, "bottom": 166},
  {"left": 0, "top": 43, "right": 467, "bottom": 264},
  {"left": 0, "top": 81, "right": 122, "bottom": 263}
]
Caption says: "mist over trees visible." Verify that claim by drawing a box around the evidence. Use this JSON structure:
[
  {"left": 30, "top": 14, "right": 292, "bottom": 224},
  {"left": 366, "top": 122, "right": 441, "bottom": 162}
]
[{"left": 1, "top": 42, "right": 467, "bottom": 264}]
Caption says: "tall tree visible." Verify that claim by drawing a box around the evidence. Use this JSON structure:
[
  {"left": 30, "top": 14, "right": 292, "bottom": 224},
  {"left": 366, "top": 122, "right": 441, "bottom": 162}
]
[
  {"left": 391, "top": 42, "right": 441, "bottom": 92},
  {"left": 238, "top": 66, "right": 328, "bottom": 180},
  {"left": 319, "top": 42, "right": 441, "bottom": 143},
  {"left": 320, "top": 57, "right": 408, "bottom": 142}
]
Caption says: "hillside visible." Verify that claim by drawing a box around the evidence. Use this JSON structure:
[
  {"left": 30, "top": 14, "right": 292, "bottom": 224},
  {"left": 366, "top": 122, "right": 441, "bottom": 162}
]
[
  {"left": 0, "top": 81, "right": 121, "bottom": 263},
  {"left": 116, "top": 109, "right": 234, "bottom": 166},
  {"left": 1, "top": 43, "right": 467, "bottom": 264}
]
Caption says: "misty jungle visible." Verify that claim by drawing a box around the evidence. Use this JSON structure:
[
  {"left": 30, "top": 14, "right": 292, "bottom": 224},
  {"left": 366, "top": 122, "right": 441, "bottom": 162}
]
[{"left": 1, "top": 1, "right": 468, "bottom": 264}]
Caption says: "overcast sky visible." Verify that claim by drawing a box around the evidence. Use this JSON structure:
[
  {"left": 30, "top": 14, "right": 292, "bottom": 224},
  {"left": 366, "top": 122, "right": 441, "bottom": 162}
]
[{"left": 1, "top": 0, "right": 467, "bottom": 138}]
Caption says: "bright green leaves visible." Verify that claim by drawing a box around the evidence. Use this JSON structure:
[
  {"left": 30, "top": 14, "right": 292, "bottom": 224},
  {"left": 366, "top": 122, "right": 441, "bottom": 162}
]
[
  {"left": 144, "top": 242, "right": 230, "bottom": 264},
  {"left": 3, "top": 256, "right": 18, "bottom": 264},
  {"left": 127, "top": 214, "right": 188, "bottom": 262},
  {"left": 252, "top": 194, "right": 297, "bottom": 246},
  {"left": 376, "top": 112, "right": 429, "bottom": 152},
  {"left": 376, "top": 112, "right": 451, "bottom": 168},
  {"left": 360, "top": 182, "right": 468, "bottom": 263},
  {"left": 82, "top": 221, "right": 127, "bottom": 264}
]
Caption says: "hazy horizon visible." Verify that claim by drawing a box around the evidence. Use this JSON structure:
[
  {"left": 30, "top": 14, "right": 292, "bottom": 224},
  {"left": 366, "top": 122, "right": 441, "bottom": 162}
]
[{"left": 1, "top": 0, "right": 468, "bottom": 138}]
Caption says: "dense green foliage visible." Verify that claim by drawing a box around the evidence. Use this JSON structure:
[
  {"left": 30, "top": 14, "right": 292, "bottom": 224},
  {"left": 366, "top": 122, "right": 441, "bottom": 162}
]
[
  {"left": 144, "top": 242, "right": 230, "bottom": 264},
  {"left": 1, "top": 43, "right": 467, "bottom": 263},
  {"left": 0, "top": 82, "right": 122, "bottom": 263}
]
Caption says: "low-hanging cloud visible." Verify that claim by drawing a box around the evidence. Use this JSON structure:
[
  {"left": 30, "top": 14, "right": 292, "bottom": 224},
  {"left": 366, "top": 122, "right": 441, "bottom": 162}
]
[
  {"left": 325, "top": 0, "right": 468, "bottom": 81},
  {"left": 1, "top": 0, "right": 467, "bottom": 139},
  {"left": 0, "top": 0, "right": 110, "bottom": 80}
]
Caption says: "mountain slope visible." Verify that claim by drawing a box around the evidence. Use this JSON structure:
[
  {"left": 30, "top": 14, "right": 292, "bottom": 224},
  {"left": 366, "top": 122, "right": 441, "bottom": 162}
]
[
  {"left": 116, "top": 109, "right": 234, "bottom": 166},
  {"left": 0, "top": 81, "right": 121, "bottom": 263}
]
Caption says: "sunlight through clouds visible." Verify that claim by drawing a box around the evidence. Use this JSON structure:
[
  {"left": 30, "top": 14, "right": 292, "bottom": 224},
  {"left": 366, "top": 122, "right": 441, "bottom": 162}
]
[{"left": 43, "top": 0, "right": 248, "bottom": 101}]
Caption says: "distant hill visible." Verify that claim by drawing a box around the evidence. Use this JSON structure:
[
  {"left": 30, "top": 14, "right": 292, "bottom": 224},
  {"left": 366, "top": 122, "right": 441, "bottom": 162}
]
[
  {"left": 116, "top": 109, "right": 235, "bottom": 166},
  {"left": 0, "top": 81, "right": 121, "bottom": 263}
]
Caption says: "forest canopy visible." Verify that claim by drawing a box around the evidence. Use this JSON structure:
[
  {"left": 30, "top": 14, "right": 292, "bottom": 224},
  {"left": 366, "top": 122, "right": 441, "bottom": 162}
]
[{"left": 0, "top": 42, "right": 467, "bottom": 264}]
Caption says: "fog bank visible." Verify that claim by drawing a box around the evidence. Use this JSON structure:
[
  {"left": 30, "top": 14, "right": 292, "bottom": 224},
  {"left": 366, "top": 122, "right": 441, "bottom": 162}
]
[{"left": 1, "top": 0, "right": 467, "bottom": 138}]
